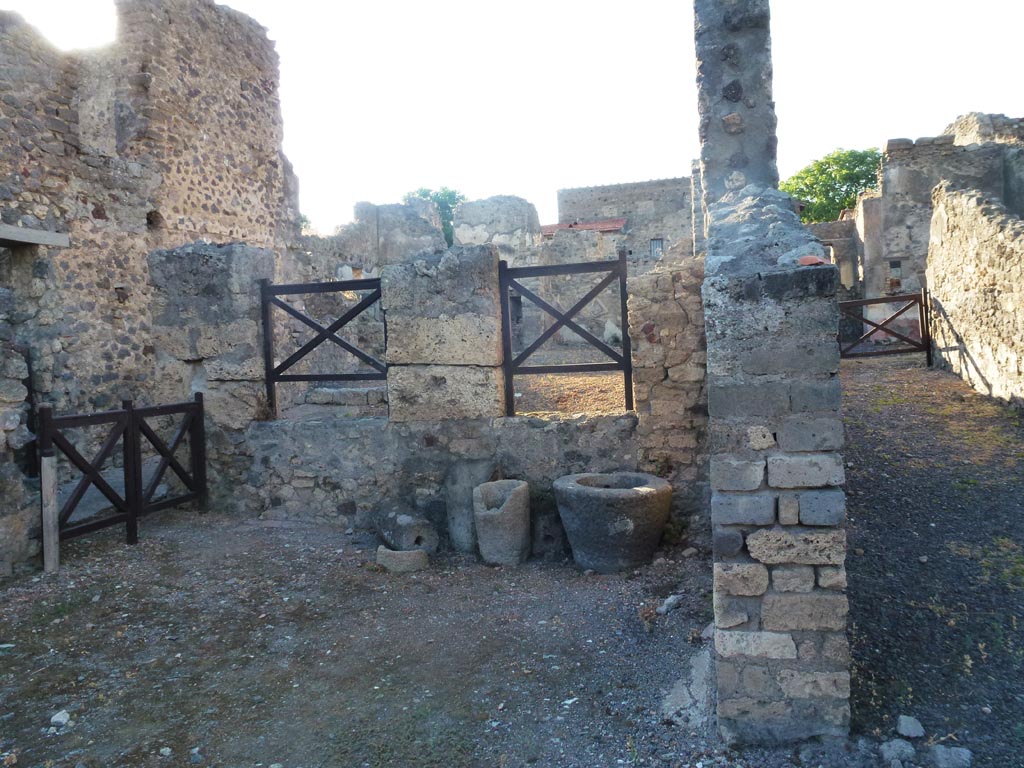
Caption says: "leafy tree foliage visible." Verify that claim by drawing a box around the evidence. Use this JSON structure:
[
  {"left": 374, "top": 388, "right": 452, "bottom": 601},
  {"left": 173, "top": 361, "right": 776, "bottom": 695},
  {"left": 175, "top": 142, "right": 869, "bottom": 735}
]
[
  {"left": 403, "top": 186, "right": 467, "bottom": 246},
  {"left": 780, "top": 148, "right": 881, "bottom": 223}
]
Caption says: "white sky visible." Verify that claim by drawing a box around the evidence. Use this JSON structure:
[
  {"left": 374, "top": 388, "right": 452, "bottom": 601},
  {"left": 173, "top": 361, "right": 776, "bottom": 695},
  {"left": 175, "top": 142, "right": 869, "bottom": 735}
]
[{"left": 4, "top": 1, "right": 1024, "bottom": 233}]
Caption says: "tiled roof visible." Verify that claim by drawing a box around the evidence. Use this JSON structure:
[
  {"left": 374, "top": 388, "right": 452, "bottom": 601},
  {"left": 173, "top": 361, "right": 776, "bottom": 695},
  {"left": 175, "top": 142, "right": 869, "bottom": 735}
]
[{"left": 540, "top": 217, "right": 628, "bottom": 237}]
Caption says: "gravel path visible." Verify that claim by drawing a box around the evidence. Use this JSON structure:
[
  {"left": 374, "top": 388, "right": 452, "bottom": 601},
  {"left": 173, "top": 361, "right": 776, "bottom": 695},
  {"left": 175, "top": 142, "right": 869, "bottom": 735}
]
[{"left": 843, "top": 356, "right": 1024, "bottom": 765}]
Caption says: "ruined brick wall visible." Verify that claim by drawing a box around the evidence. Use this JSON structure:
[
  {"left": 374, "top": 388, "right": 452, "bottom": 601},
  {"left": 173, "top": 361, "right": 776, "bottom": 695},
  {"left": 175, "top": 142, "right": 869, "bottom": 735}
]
[
  {"left": 557, "top": 178, "right": 693, "bottom": 270},
  {"left": 927, "top": 185, "right": 1024, "bottom": 408},
  {"left": 945, "top": 113, "right": 1024, "bottom": 148},
  {"left": 877, "top": 137, "right": 1003, "bottom": 299}
]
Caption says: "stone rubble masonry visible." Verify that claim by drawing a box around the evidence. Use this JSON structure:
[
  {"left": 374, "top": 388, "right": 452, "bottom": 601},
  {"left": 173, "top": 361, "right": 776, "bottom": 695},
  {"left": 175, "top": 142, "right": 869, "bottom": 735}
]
[
  {"left": 927, "top": 184, "right": 1024, "bottom": 409},
  {"left": 0, "top": 344, "right": 36, "bottom": 575},
  {"left": 694, "top": 0, "right": 779, "bottom": 207},
  {"left": 626, "top": 256, "right": 709, "bottom": 518}
]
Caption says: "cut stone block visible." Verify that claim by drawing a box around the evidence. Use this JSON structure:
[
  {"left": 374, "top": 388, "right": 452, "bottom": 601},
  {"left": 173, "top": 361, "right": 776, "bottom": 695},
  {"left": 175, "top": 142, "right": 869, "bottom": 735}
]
[
  {"left": 711, "top": 492, "right": 775, "bottom": 525},
  {"left": 710, "top": 457, "right": 765, "bottom": 491},
  {"left": 376, "top": 545, "right": 429, "bottom": 573},
  {"left": 444, "top": 459, "right": 498, "bottom": 553},
  {"left": 385, "top": 314, "right": 502, "bottom": 366},
  {"left": 714, "top": 563, "right": 769, "bottom": 596},
  {"left": 799, "top": 489, "right": 846, "bottom": 526},
  {"left": 761, "top": 593, "right": 849, "bottom": 631},
  {"left": 473, "top": 479, "right": 531, "bottom": 566},
  {"left": 716, "top": 630, "right": 797, "bottom": 660},
  {"left": 387, "top": 365, "right": 504, "bottom": 421},
  {"left": 776, "top": 670, "right": 850, "bottom": 699},
  {"left": 767, "top": 454, "right": 845, "bottom": 488},
  {"left": 776, "top": 416, "right": 843, "bottom": 452},
  {"left": 772, "top": 565, "right": 815, "bottom": 593},
  {"left": 746, "top": 529, "right": 846, "bottom": 565},
  {"left": 375, "top": 508, "right": 439, "bottom": 553}
]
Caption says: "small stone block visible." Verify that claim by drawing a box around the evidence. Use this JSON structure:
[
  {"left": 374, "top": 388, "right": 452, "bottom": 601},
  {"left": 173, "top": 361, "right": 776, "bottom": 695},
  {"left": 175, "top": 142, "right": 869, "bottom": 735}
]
[
  {"left": 767, "top": 453, "right": 845, "bottom": 488},
  {"left": 710, "top": 457, "right": 765, "bottom": 491},
  {"left": 818, "top": 565, "right": 847, "bottom": 590},
  {"left": 715, "top": 630, "right": 797, "bottom": 659},
  {"left": 715, "top": 563, "right": 770, "bottom": 596},
  {"left": 772, "top": 565, "right": 815, "bottom": 593},
  {"left": 761, "top": 593, "right": 849, "bottom": 631},
  {"left": 776, "top": 669, "right": 850, "bottom": 699},
  {"left": 776, "top": 416, "right": 843, "bottom": 452},
  {"left": 778, "top": 495, "right": 799, "bottom": 525},
  {"left": 711, "top": 492, "right": 775, "bottom": 525},
  {"left": 713, "top": 527, "right": 745, "bottom": 557},
  {"left": 376, "top": 546, "right": 429, "bottom": 573},
  {"left": 799, "top": 489, "right": 846, "bottom": 525}
]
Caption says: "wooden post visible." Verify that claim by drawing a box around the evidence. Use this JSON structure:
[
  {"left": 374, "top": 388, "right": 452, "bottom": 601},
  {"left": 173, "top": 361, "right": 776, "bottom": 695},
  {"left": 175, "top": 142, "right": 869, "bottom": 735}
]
[
  {"left": 259, "top": 278, "right": 278, "bottom": 419},
  {"left": 498, "top": 260, "right": 516, "bottom": 416},
  {"left": 617, "top": 249, "right": 634, "bottom": 411},
  {"left": 38, "top": 406, "right": 59, "bottom": 573}
]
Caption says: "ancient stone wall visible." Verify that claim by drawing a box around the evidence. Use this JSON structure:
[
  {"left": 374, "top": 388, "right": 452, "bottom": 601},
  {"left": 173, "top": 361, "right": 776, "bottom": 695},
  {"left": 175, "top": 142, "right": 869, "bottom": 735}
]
[
  {"left": 0, "top": 343, "right": 36, "bottom": 575},
  {"left": 877, "top": 137, "right": 1003, "bottom": 299},
  {"left": 627, "top": 254, "right": 708, "bottom": 517},
  {"left": 557, "top": 178, "right": 693, "bottom": 269},
  {"left": 453, "top": 196, "right": 541, "bottom": 267},
  {"left": 927, "top": 185, "right": 1024, "bottom": 408},
  {"left": 945, "top": 113, "right": 1024, "bottom": 148}
]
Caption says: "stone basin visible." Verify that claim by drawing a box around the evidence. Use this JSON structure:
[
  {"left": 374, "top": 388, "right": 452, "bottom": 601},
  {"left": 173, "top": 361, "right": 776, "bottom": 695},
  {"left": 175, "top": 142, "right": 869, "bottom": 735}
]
[{"left": 553, "top": 472, "right": 672, "bottom": 573}]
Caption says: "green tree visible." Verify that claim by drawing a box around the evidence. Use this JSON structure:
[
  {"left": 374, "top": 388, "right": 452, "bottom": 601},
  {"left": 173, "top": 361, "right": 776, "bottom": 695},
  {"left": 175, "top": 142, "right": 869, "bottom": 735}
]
[
  {"left": 403, "top": 186, "right": 467, "bottom": 246},
  {"left": 780, "top": 148, "right": 881, "bottom": 223}
]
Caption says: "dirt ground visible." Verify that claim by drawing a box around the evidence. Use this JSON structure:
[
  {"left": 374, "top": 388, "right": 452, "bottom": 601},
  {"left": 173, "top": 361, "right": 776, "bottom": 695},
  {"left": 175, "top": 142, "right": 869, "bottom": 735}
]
[
  {"left": 0, "top": 519, "right": 721, "bottom": 768},
  {"left": 842, "top": 356, "right": 1024, "bottom": 765},
  {"left": 3, "top": 356, "right": 1022, "bottom": 768}
]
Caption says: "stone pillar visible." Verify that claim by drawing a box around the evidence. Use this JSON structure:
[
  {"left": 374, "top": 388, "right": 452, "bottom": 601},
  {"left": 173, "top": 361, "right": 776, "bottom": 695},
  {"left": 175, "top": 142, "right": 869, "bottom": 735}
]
[
  {"left": 693, "top": 0, "right": 779, "bottom": 205},
  {"left": 147, "top": 242, "right": 276, "bottom": 508},
  {"left": 380, "top": 245, "right": 505, "bottom": 422},
  {"left": 703, "top": 193, "right": 849, "bottom": 744}
]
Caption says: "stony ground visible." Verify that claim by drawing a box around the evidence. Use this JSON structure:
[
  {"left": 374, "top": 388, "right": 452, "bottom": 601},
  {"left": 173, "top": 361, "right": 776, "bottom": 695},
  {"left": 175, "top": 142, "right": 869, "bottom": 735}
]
[
  {"left": 2, "top": 356, "right": 1021, "bottom": 768},
  {"left": 843, "top": 356, "right": 1024, "bottom": 766}
]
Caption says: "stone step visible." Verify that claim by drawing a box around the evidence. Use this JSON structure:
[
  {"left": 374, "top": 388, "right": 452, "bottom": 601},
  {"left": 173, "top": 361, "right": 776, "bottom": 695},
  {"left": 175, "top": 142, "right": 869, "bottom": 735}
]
[{"left": 304, "top": 386, "right": 388, "bottom": 407}]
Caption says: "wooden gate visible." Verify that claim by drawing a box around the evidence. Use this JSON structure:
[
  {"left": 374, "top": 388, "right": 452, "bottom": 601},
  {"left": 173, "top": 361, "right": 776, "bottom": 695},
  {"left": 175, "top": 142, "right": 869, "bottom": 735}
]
[
  {"left": 498, "top": 251, "right": 633, "bottom": 416},
  {"left": 838, "top": 289, "right": 932, "bottom": 365}
]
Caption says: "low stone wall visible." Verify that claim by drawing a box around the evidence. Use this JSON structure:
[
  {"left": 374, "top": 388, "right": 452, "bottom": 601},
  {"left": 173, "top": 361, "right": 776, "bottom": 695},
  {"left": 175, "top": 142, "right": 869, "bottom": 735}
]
[
  {"left": 927, "top": 185, "right": 1024, "bottom": 407},
  {"left": 238, "top": 412, "right": 639, "bottom": 557}
]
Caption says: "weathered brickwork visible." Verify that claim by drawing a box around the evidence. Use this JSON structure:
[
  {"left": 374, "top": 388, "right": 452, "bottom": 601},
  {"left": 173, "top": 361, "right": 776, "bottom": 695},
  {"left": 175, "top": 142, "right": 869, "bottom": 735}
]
[{"left": 927, "top": 184, "right": 1024, "bottom": 408}]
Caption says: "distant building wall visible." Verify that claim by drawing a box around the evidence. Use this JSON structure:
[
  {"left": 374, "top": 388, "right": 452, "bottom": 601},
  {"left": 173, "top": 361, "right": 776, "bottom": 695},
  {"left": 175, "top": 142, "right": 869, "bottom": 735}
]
[{"left": 557, "top": 178, "right": 693, "bottom": 271}]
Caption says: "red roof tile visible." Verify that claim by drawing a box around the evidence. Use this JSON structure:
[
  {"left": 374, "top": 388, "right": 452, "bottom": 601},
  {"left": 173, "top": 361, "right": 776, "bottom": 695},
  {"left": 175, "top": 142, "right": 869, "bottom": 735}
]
[{"left": 540, "top": 217, "right": 627, "bottom": 237}]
